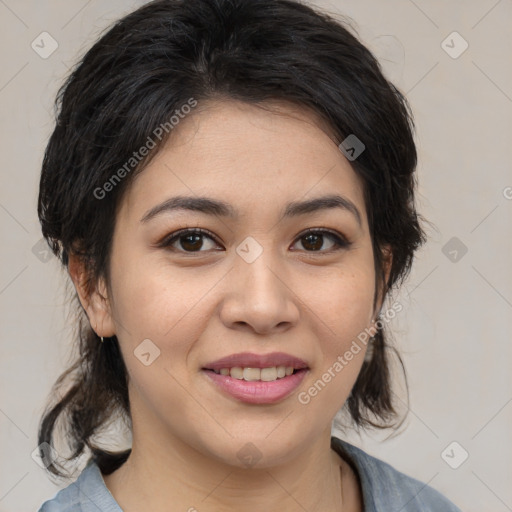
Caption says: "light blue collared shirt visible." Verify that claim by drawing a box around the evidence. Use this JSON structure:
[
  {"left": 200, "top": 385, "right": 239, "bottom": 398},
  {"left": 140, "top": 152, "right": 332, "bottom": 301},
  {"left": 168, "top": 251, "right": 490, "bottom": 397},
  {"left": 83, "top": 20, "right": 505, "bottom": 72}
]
[{"left": 38, "top": 436, "right": 463, "bottom": 511}]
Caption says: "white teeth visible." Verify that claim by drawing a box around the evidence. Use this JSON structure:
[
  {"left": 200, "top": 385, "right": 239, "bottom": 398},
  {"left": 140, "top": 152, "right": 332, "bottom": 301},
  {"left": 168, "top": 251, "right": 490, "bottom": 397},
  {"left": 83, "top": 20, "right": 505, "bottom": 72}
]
[
  {"left": 212, "top": 366, "right": 298, "bottom": 381},
  {"left": 243, "top": 367, "right": 261, "bottom": 381},
  {"left": 230, "top": 367, "right": 244, "bottom": 379},
  {"left": 260, "top": 367, "right": 277, "bottom": 381}
]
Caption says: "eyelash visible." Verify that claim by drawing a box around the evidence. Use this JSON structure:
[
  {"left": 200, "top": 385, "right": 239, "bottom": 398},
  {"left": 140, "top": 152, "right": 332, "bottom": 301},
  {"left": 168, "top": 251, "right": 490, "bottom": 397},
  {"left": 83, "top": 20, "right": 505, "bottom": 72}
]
[{"left": 158, "top": 227, "right": 352, "bottom": 255}]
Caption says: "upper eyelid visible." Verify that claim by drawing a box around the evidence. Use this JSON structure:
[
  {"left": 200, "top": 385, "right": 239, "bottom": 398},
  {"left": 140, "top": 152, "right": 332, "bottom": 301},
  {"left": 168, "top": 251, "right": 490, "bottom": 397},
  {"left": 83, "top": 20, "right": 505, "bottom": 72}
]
[{"left": 161, "top": 227, "right": 219, "bottom": 244}]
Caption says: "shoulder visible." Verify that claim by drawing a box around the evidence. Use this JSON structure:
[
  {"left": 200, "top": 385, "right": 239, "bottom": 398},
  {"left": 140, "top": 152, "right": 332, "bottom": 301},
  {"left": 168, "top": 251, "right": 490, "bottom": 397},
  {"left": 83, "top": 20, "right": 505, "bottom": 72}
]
[
  {"left": 37, "top": 475, "right": 82, "bottom": 512},
  {"left": 37, "top": 460, "right": 122, "bottom": 512},
  {"left": 331, "top": 436, "right": 463, "bottom": 512}
]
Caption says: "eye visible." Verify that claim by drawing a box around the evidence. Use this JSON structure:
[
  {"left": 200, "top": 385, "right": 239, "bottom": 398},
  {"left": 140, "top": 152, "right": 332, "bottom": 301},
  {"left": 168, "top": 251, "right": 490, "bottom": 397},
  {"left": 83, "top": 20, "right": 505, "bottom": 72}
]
[
  {"left": 159, "top": 228, "right": 221, "bottom": 253},
  {"left": 159, "top": 227, "right": 351, "bottom": 254},
  {"left": 291, "top": 228, "right": 351, "bottom": 253}
]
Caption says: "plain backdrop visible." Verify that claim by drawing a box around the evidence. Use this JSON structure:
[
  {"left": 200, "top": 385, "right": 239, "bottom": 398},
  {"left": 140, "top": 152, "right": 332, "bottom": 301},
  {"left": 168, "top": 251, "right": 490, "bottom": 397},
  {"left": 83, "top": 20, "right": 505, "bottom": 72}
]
[{"left": 1, "top": 1, "right": 511, "bottom": 511}]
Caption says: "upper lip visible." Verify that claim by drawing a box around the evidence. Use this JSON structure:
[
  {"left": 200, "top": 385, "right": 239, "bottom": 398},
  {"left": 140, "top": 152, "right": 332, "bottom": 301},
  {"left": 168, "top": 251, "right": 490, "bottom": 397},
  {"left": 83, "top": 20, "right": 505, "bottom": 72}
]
[{"left": 203, "top": 352, "right": 309, "bottom": 371}]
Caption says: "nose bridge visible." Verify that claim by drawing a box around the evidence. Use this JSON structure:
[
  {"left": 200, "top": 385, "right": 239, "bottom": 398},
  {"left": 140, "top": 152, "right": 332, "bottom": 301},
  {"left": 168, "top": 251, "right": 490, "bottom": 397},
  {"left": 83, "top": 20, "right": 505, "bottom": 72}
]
[
  {"left": 220, "top": 235, "right": 299, "bottom": 333},
  {"left": 234, "top": 236, "right": 286, "bottom": 301}
]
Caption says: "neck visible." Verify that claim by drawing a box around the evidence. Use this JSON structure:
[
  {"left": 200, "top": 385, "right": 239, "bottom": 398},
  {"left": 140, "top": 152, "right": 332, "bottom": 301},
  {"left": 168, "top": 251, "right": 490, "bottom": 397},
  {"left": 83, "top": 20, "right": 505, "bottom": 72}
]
[{"left": 103, "top": 426, "right": 347, "bottom": 512}]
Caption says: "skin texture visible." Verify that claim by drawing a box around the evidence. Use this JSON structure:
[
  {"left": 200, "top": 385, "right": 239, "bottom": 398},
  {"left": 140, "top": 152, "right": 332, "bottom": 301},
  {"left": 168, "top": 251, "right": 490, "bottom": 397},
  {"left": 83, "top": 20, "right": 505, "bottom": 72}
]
[{"left": 69, "top": 99, "right": 391, "bottom": 511}]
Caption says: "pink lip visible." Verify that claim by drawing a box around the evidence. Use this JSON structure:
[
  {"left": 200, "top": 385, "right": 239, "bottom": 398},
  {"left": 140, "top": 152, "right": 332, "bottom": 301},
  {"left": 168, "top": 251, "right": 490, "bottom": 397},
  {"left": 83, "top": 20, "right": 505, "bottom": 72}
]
[
  {"left": 202, "top": 368, "right": 309, "bottom": 404},
  {"left": 203, "top": 351, "right": 309, "bottom": 371}
]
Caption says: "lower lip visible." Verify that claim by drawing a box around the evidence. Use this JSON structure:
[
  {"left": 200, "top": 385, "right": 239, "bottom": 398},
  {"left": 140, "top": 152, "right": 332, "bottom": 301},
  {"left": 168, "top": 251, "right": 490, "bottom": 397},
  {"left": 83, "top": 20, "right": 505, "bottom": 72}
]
[{"left": 202, "top": 369, "right": 309, "bottom": 404}]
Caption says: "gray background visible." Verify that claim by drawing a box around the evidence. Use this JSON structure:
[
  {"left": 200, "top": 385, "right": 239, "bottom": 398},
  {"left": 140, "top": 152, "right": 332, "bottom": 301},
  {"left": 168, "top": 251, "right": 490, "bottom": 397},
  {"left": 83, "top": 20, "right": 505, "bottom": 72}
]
[{"left": 1, "top": 1, "right": 511, "bottom": 511}]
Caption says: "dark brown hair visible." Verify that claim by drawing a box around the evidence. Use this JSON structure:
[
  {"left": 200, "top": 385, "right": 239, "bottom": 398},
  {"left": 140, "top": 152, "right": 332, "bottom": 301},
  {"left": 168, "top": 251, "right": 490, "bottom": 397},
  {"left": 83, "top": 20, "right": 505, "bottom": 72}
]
[{"left": 37, "top": 0, "right": 425, "bottom": 480}]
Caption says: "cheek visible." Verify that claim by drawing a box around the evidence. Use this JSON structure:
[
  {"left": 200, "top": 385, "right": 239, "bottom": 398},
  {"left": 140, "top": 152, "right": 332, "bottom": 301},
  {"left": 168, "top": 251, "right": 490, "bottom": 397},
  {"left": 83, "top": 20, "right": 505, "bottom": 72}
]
[
  {"left": 110, "top": 260, "right": 208, "bottom": 347},
  {"left": 295, "top": 270, "right": 375, "bottom": 410},
  {"left": 108, "top": 247, "right": 226, "bottom": 392},
  {"left": 301, "top": 265, "right": 375, "bottom": 337},
  {"left": 301, "top": 267, "right": 374, "bottom": 381},
  {"left": 108, "top": 260, "right": 209, "bottom": 407}
]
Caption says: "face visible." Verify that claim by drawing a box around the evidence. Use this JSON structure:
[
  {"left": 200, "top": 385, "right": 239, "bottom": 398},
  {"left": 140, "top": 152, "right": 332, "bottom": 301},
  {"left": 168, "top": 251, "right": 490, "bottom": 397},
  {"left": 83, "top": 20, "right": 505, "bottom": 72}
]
[{"left": 86, "top": 99, "right": 386, "bottom": 468}]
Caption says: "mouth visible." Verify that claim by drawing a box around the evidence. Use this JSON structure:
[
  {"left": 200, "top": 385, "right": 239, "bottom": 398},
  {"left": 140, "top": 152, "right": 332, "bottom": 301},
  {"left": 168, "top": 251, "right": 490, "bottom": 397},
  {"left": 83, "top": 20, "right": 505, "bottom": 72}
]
[
  {"left": 201, "top": 366, "right": 309, "bottom": 404},
  {"left": 201, "top": 351, "right": 310, "bottom": 404}
]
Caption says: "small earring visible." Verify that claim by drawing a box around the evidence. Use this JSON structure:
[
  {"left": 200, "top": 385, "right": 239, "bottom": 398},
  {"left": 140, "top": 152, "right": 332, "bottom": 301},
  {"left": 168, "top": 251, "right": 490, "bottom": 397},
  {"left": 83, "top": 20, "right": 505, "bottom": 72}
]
[{"left": 100, "top": 336, "right": 104, "bottom": 343}]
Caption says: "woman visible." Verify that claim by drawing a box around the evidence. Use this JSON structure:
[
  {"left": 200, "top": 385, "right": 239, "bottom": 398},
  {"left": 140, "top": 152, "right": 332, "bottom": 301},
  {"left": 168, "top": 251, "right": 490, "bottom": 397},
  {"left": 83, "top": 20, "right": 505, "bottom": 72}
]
[{"left": 36, "top": 0, "right": 462, "bottom": 510}]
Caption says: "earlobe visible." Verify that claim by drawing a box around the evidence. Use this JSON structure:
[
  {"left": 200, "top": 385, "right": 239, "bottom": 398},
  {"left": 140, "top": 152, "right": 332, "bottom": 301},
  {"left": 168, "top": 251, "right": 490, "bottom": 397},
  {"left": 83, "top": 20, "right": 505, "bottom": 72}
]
[{"left": 67, "top": 252, "right": 116, "bottom": 338}]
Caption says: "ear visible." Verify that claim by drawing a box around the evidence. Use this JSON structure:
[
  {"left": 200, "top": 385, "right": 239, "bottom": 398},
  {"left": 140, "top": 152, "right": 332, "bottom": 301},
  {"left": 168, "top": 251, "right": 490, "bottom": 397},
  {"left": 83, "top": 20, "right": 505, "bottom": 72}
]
[
  {"left": 67, "top": 252, "right": 116, "bottom": 338},
  {"left": 382, "top": 244, "right": 393, "bottom": 289},
  {"left": 375, "top": 244, "right": 393, "bottom": 317}
]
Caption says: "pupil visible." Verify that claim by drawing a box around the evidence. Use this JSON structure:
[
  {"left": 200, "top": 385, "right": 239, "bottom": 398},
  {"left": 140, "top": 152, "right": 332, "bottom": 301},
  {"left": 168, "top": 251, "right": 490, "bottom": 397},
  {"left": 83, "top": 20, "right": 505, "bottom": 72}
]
[
  {"left": 182, "top": 234, "right": 202, "bottom": 251},
  {"left": 303, "top": 233, "right": 322, "bottom": 251}
]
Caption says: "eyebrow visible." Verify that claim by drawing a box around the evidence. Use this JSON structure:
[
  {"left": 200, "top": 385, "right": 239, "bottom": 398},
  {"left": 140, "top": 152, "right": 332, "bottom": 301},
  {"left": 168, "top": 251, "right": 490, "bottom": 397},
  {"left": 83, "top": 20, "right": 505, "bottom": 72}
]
[{"left": 140, "top": 194, "right": 362, "bottom": 227}]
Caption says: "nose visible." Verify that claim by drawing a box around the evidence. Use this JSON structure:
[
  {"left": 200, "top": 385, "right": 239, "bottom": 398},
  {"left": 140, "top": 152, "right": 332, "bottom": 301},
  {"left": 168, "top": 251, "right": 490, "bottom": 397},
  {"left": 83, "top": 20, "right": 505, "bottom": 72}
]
[{"left": 219, "top": 249, "right": 300, "bottom": 335}]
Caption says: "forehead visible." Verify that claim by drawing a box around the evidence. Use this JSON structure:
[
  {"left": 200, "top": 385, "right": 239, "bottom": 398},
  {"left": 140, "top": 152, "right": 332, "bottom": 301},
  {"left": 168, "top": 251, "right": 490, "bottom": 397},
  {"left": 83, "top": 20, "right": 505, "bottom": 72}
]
[{"left": 119, "top": 99, "right": 366, "bottom": 225}]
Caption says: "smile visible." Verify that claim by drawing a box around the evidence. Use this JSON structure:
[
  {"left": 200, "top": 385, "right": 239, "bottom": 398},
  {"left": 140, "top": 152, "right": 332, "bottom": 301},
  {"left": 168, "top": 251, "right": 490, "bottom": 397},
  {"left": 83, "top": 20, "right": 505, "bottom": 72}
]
[{"left": 202, "top": 367, "right": 309, "bottom": 404}]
